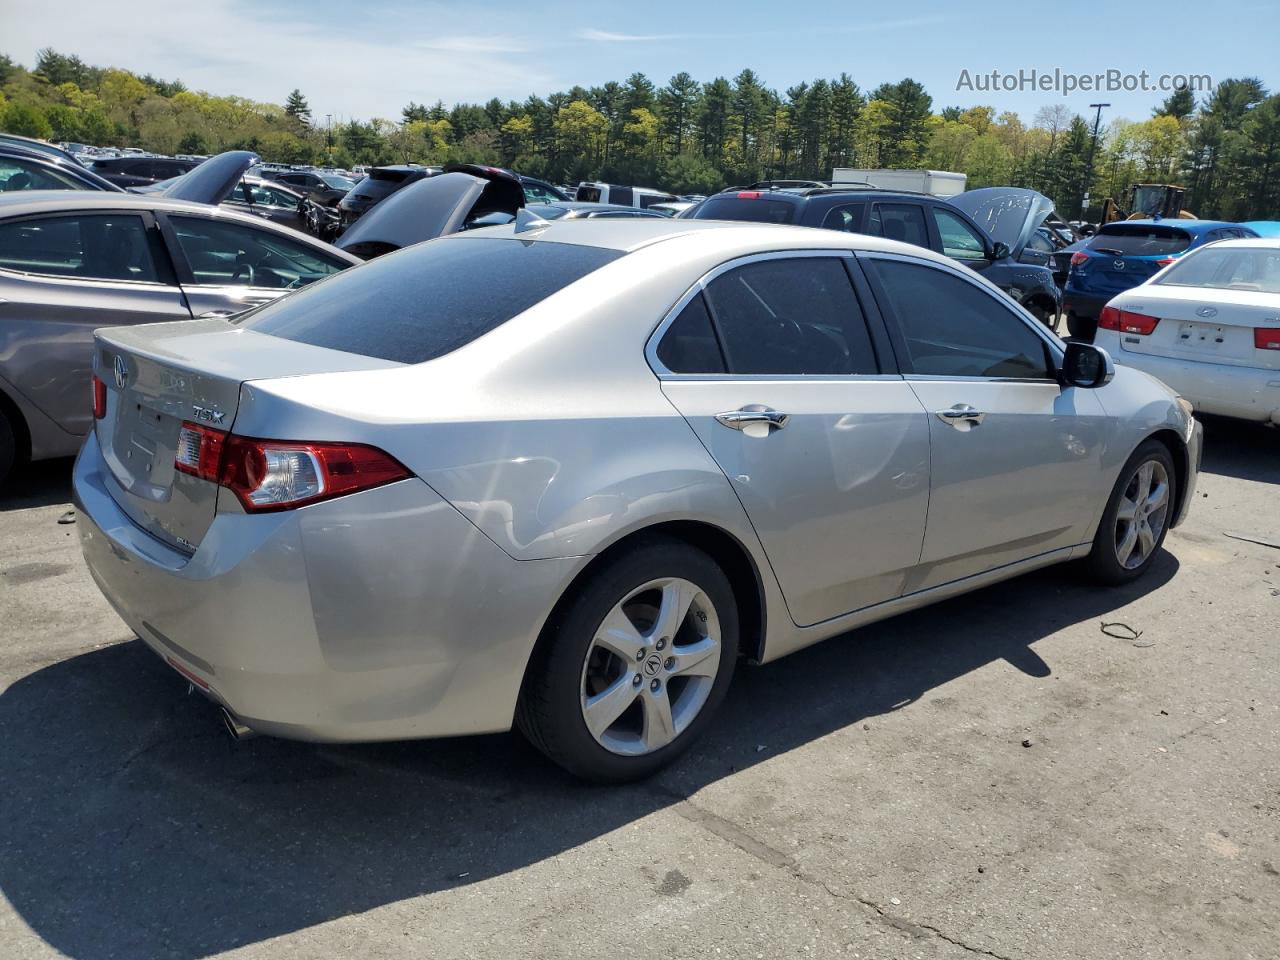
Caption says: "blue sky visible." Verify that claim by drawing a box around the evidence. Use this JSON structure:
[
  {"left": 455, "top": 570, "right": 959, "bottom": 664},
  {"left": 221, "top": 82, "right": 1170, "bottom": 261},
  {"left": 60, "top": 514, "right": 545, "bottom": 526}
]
[{"left": 7, "top": 0, "right": 1278, "bottom": 126}]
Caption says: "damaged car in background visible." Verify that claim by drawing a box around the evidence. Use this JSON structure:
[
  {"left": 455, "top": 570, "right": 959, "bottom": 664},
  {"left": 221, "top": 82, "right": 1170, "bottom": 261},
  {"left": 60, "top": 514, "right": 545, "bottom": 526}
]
[{"left": 0, "top": 152, "right": 526, "bottom": 486}]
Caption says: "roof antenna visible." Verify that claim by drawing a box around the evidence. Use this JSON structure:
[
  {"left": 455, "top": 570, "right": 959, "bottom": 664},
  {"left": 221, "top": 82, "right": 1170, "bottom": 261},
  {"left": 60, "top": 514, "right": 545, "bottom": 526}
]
[{"left": 514, "top": 207, "right": 551, "bottom": 234}]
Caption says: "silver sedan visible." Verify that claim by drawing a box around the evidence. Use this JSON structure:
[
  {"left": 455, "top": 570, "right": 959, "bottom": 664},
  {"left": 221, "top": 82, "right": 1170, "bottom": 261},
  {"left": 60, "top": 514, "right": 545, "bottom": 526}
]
[{"left": 74, "top": 219, "right": 1202, "bottom": 782}]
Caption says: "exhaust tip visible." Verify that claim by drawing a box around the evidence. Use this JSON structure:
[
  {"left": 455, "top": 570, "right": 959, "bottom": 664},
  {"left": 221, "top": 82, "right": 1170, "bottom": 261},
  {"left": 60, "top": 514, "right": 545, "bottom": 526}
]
[{"left": 221, "top": 707, "right": 256, "bottom": 741}]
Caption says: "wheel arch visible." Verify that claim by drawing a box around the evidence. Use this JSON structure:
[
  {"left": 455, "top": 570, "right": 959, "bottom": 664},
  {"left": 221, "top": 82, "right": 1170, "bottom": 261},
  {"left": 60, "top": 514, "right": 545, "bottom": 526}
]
[{"left": 1144, "top": 427, "right": 1191, "bottom": 527}]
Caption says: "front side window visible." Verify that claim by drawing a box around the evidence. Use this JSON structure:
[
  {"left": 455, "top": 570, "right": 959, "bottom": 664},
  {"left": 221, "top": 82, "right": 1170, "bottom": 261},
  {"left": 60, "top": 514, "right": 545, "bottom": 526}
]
[
  {"left": 870, "top": 259, "right": 1051, "bottom": 379},
  {"left": 703, "top": 257, "right": 877, "bottom": 376},
  {"left": 933, "top": 208, "right": 988, "bottom": 261},
  {"left": 169, "top": 215, "right": 346, "bottom": 288},
  {"left": 0, "top": 157, "right": 88, "bottom": 191},
  {"left": 0, "top": 214, "right": 160, "bottom": 282},
  {"left": 236, "top": 237, "right": 623, "bottom": 364},
  {"left": 867, "top": 203, "right": 929, "bottom": 249}
]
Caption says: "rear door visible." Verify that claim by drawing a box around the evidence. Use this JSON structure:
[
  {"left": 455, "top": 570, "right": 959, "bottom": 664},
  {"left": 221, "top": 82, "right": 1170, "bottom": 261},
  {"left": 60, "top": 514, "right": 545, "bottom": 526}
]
[
  {"left": 653, "top": 251, "right": 931, "bottom": 626},
  {"left": 158, "top": 212, "right": 350, "bottom": 316},
  {"left": 864, "top": 253, "right": 1106, "bottom": 589},
  {"left": 0, "top": 211, "right": 189, "bottom": 438}
]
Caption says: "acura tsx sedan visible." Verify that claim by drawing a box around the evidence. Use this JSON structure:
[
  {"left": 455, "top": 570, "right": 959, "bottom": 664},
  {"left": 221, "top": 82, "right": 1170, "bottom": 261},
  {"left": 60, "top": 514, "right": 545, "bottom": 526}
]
[{"left": 75, "top": 218, "right": 1201, "bottom": 782}]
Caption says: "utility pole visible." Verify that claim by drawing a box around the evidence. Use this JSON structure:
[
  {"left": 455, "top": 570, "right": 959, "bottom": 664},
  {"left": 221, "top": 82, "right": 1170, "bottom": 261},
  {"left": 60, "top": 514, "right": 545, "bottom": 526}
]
[
  {"left": 1082, "top": 102, "right": 1109, "bottom": 219},
  {"left": 325, "top": 114, "right": 333, "bottom": 164}
]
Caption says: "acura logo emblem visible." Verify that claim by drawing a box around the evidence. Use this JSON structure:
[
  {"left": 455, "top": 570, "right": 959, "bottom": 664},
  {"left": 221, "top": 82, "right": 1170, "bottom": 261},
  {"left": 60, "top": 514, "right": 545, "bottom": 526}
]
[
  {"left": 112, "top": 354, "right": 128, "bottom": 390},
  {"left": 1196, "top": 306, "right": 1218, "bottom": 318}
]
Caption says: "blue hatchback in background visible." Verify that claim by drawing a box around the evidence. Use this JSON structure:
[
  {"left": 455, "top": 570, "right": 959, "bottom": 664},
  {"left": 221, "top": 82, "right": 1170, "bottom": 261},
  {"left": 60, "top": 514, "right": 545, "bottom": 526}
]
[{"left": 1063, "top": 219, "right": 1259, "bottom": 339}]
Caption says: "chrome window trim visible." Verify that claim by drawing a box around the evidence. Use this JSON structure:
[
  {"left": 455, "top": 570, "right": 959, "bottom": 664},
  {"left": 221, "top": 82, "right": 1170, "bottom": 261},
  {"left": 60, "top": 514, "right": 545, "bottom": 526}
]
[
  {"left": 645, "top": 247, "right": 899, "bottom": 382},
  {"left": 857, "top": 249, "right": 1066, "bottom": 380}
]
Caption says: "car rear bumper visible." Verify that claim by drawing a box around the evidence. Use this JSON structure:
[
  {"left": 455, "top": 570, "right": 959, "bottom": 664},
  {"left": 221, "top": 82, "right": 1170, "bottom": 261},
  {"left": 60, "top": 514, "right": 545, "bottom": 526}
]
[
  {"left": 74, "top": 431, "right": 578, "bottom": 743},
  {"left": 1098, "top": 333, "right": 1280, "bottom": 424}
]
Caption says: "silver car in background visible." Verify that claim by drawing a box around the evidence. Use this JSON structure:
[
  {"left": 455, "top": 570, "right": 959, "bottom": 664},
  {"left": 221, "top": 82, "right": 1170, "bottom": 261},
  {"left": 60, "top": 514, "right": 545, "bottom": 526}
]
[{"left": 74, "top": 219, "right": 1201, "bottom": 782}]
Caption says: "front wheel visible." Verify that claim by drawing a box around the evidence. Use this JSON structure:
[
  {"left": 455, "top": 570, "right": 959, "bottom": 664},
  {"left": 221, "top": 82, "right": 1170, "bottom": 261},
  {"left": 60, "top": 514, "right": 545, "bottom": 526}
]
[
  {"left": 1084, "top": 439, "right": 1177, "bottom": 585},
  {"left": 517, "top": 539, "right": 739, "bottom": 783},
  {"left": 0, "top": 406, "right": 17, "bottom": 488}
]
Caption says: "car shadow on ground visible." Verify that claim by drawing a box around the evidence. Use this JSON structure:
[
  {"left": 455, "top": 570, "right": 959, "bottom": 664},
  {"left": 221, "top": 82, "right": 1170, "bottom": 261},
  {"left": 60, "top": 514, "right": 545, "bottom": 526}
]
[
  {"left": 0, "top": 541, "right": 1179, "bottom": 959},
  {"left": 1196, "top": 415, "right": 1279, "bottom": 485},
  {"left": 0, "top": 458, "right": 74, "bottom": 512}
]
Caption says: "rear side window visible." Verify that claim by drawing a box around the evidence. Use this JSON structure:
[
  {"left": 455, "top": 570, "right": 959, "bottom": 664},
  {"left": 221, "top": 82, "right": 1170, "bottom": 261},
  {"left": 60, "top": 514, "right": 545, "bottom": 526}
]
[
  {"left": 0, "top": 214, "right": 160, "bottom": 282},
  {"left": 169, "top": 215, "right": 346, "bottom": 288},
  {"left": 821, "top": 203, "right": 865, "bottom": 232},
  {"left": 695, "top": 196, "right": 796, "bottom": 224},
  {"left": 868, "top": 203, "right": 929, "bottom": 248},
  {"left": 610, "top": 186, "right": 634, "bottom": 206},
  {"left": 656, "top": 294, "right": 726, "bottom": 373},
  {"left": 1090, "top": 225, "right": 1191, "bottom": 256},
  {"left": 577, "top": 186, "right": 602, "bottom": 202},
  {"left": 237, "top": 238, "right": 623, "bottom": 364},
  {"left": 703, "top": 257, "right": 877, "bottom": 375}
]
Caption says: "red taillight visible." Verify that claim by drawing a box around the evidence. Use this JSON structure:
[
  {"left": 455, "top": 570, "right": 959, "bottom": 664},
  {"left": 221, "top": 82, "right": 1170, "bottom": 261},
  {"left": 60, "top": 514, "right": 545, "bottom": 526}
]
[
  {"left": 92, "top": 375, "right": 107, "bottom": 420},
  {"left": 1155, "top": 258, "right": 1175, "bottom": 268},
  {"left": 1255, "top": 328, "right": 1280, "bottom": 351},
  {"left": 1070, "top": 251, "right": 1089, "bottom": 267},
  {"left": 173, "top": 422, "right": 410, "bottom": 511},
  {"left": 1099, "top": 306, "right": 1160, "bottom": 336},
  {"left": 736, "top": 191, "right": 762, "bottom": 199}
]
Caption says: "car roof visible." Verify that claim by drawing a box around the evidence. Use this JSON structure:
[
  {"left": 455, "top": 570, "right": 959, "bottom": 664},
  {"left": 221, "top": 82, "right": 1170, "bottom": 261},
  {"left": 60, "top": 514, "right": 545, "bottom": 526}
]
[
  {"left": 1199, "top": 236, "right": 1280, "bottom": 248},
  {"left": 449, "top": 216, "right": 960, "bottom": 262},
  {"left": 1104, "top": 218, "right": 1246, "bottom": 233}
]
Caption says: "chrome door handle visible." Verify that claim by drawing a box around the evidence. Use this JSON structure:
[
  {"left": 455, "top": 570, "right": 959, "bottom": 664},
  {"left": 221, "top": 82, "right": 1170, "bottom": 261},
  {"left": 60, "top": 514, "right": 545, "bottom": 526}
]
[
  {"left": 715, "top": 406, "right": 791, "bottom": 432},
  {"left": 935, "top": 404, "right": 986, "bottom": 429}
]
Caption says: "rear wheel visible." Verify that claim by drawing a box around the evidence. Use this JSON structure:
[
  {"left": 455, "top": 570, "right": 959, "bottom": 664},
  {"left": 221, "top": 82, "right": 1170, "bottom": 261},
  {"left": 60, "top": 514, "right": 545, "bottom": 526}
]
[
  {"left": 517, "top": 539, "right": 738, "bottom": 783},
  {"left": 1084, "top": 439, "right": 1177, "bottom": 585}
]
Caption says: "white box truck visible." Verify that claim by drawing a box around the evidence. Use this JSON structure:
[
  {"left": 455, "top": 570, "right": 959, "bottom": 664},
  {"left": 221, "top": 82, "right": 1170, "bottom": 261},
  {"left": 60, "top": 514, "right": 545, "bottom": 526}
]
[{"left": 830, "top": 168, "right": 967, "bottom": 198}]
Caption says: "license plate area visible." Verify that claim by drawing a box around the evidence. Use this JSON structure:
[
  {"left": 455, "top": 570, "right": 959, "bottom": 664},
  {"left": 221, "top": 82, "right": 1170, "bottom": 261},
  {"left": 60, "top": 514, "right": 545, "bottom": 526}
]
[{"left": 1175, "top": 320, "right": 1226, "bottom": 352}]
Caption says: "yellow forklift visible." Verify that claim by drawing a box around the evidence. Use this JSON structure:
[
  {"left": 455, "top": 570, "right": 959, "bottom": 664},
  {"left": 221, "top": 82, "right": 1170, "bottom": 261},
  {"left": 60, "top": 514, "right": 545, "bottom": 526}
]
[{"left": 1100, "top": 183, "right": 1196, "bottom": 223}]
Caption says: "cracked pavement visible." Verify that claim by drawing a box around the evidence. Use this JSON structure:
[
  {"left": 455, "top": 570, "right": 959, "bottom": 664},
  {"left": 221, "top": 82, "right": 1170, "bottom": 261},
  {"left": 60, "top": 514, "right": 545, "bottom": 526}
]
[{"left": 1, "top": 415, "right": 1277, "bottom": 960}]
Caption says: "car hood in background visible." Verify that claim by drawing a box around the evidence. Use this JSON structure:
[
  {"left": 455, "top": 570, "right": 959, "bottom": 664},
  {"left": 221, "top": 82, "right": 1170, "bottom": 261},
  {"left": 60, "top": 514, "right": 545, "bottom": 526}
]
[
  {"left": 953, "top": 187, "right": 1056, "bottom": 257},
  {"left": 157, "top": 151, "right": 259, "bottom": 205},
  {"left": 336, "top": 171, "right": 523, "bottom": 258}
]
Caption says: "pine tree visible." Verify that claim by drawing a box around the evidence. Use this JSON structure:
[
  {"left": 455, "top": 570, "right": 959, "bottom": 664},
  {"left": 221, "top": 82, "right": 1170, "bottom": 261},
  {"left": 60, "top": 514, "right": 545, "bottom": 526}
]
[
  {"left": 285, "top": 89, "right": 311, "bottom": 126},
  {"left": 658, "top": 72, "right": 700, "bottom": 156}
]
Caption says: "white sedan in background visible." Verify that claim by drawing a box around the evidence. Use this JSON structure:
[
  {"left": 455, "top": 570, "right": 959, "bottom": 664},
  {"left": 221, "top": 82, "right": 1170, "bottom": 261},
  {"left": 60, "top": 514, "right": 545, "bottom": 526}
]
[{"left": 1095, "top": 238, "right": 1280, "bottom": 424}]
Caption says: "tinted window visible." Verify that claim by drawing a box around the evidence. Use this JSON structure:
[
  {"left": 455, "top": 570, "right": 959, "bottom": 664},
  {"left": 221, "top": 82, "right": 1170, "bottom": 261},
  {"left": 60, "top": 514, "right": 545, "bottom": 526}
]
[
  {"left": 351, "top": 174, "right": 404, "bottom": 201},
  {"left": 237, "top": 238, "right": 623, "bottom": 364},
  {"left": 1025, "top": 229, "right": 1056, "bottom": 254},
  {"left": 870, "top": 259, "right": 1051, "bottom": 379},
  {"left": 704, "top": 257, "right": 876, "bottom": 375},
  {"left": 868, "top": 203, "right": 929, "bottom": 248},
  {"left": 169, "top": 216, "right": 346, "bottom": 288},
  {"left": 0, "top": 156, "right": 87, "bottom": 191},
  {"left": 610, "top": 186, "right": 634, "bottom": 206},
  {"left": 522, "top": 181, "right": 560, "bottom": 204},
  {"left": 638, "top": 193, "right": 674, "bottom": 208},
  {"left": 576, "top": 186, "right": 603, "bottom": 202},
  {"left": 0, "top": 214, "right": 160, "bottom": 282},
  {"left": 820, "top": 203, "right": 865, "bottom": 232},
  {"left": 656, "top": 294, "right": 726, "bottom": 373},
  {"left": 932, "top": 208, "right": 988, "bottom": 260},
  {"left": 1155, "top": 246, "right": 1280, "bottom": 294},
  {"left": 1089, "top": 224, "right": 1191, "bottom": 256},
  {"left": 695, "top": 196, "right": 796, "bottom": 224}
]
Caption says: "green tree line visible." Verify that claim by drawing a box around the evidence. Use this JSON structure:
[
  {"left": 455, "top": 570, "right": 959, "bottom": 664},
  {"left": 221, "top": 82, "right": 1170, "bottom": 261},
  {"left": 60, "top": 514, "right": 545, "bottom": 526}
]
[{"left": 2, "top": 49, "right": 1278, "bottom": 220}]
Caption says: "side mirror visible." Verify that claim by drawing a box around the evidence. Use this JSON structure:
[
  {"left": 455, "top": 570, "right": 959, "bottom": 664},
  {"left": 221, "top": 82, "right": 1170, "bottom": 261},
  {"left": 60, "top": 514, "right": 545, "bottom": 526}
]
[
  {"left": 991, "top": 240, "right": 1011, "bottom": 261},
  {"left": 1060, "top": 342, "right": 1114, "bottom": 388}
]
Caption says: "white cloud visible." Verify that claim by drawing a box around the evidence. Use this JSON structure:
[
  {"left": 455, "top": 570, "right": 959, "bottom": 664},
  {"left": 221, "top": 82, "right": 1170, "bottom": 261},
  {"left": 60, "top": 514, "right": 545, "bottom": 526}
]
[{"left": 575, "top": 28, "right": 687, "bottom": 43}]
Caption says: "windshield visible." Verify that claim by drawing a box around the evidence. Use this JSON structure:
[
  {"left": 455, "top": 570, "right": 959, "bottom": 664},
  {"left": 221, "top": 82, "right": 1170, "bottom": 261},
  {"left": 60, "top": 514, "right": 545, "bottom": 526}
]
[
  {"left": 693, "top": 196, "right": 796, "bottom": 224},
  {"left": 321, "top": 175, "right": 355, "bottom": 190},
  {"left": 1154, "top": 246, "right": 1280, "bottom": 293},
  {"left": 1089, "top": 224, "right": 1192, "bottom": 257},
  {"left": 237, "top": 237, "right": 623, "bottom": 363}
]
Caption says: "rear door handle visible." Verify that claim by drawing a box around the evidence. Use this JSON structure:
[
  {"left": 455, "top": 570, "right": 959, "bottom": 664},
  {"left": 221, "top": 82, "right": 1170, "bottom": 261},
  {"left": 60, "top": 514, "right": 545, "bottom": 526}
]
[
  {"left": 935, "top": 403, "right": 986, "bottom": 429},
  {"left": 715, "top": 406, "right": 791, "bottom": 432}
]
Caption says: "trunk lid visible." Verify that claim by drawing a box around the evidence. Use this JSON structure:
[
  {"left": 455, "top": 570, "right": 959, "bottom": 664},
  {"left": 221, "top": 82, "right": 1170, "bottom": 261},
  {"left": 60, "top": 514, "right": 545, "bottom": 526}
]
[
  {"left": 1114, "top": 287, "right": 1280, "bottom": 370},
  {"left": 93, "top": 318, "right": 401, "bottom": 552},
  {"left": 157, "top": 151, "right": 259, "bottom": 206}
]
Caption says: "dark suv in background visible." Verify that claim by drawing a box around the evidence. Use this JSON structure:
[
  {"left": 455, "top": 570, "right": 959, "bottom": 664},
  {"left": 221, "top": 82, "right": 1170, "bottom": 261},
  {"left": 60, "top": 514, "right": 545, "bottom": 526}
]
[
  {"left": 690, "top": 186, "right": 1063, "bottom": 327},
  {"left": 90, "top": 156, "right": 200, "bottom": 189}
]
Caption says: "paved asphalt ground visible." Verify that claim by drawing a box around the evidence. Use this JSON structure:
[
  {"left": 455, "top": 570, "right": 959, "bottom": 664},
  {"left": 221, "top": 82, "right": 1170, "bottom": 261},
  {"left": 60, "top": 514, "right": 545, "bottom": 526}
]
[{"left": 0, "top": 416, "right": 1276, "bottom": 960}]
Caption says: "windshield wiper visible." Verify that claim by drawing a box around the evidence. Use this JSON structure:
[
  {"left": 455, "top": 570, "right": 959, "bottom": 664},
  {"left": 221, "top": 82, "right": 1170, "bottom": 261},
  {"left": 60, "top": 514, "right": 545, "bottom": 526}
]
[{"left": 1093, "top": 247, "right": 1125, "bottom": 256}]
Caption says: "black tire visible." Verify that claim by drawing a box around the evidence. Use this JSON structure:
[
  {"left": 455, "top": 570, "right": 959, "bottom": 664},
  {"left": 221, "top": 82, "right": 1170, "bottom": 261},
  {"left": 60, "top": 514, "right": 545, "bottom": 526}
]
[
  {"left": 0, "top": 406, "right": 17, "bottom": 488},
  {"left": 517, "top": 538, "right": 739, "bottom": 783},
  {"left": 1083, "top": 439, "right": 1177, "bottom": 585},
  {"left": 1025, "top": 301, "right": 1059, "bottom": 332},
  {"left": 1066, "top": 312, "right": 1097, "bottom": 341}
]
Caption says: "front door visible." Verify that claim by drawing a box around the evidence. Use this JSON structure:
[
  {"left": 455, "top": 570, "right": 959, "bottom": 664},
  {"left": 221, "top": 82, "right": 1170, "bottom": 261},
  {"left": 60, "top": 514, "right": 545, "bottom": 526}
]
[
  {"left": 864, "top": 254, "right": 1106, "bottom": 590},
  {"left": 0, "top": 212, "right": 190, "bottom": 438},
  {"left": 653, "top": 252, "right": 932, "bottom": 627}
]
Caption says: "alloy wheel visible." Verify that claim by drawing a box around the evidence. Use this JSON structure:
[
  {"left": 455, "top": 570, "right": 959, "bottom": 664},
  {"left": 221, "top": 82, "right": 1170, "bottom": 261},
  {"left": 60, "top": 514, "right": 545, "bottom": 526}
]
[
  {"left": 1114, "top": 460, "right": 1171, "bottom": 569},
  {"left": 579, "top": 577, "right": 721, "bottom": 756}
]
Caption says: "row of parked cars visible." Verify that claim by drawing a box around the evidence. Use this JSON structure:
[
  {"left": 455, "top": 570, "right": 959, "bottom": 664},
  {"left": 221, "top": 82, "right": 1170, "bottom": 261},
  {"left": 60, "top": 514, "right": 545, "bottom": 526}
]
[{"left": 0, "top": 138, "right": 1271, "bottom": 783}]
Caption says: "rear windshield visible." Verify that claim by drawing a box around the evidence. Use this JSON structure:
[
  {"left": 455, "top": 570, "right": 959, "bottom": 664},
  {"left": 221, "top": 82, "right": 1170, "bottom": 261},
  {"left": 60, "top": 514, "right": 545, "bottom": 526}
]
[
  {"left": 694, "top": 196, "right": 796, "bottom": 224},
  {"left": 370, "top": 168, "right": 414, "bottom": 182},
  {"left": 1154, "top": 246, "right": 1280, "bottom": 294},
  {"left": 235, "top": 238, "right": 623, "bottom": 364},
  {"left": 1089, "top": 224, "right": 1191, "bottom": 256}
]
